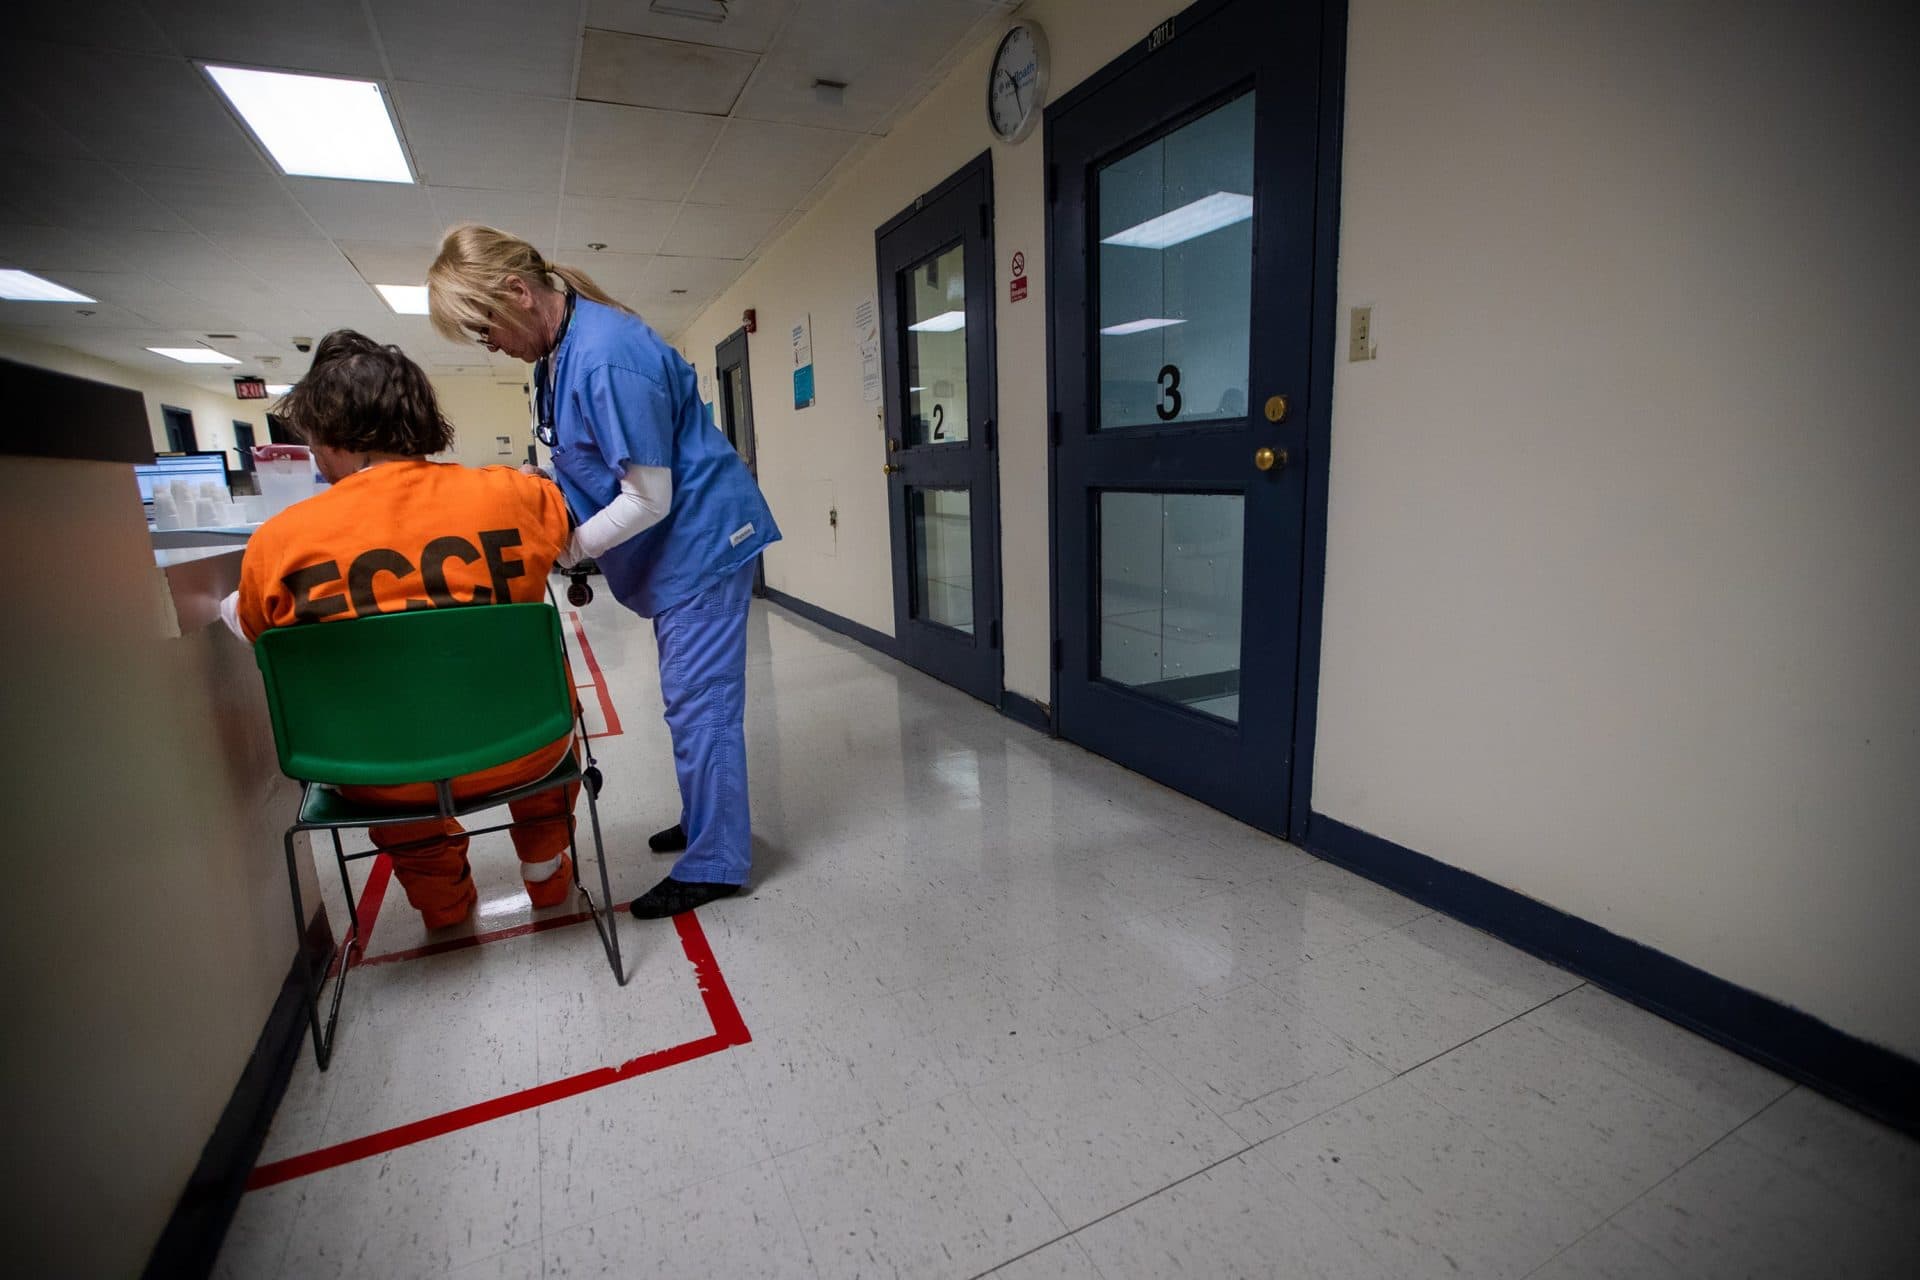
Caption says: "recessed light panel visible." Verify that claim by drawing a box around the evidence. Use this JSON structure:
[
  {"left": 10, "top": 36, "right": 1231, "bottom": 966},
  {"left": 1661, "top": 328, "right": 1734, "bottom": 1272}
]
[
  {"left": 1099, "top": 318, "right": 1187, "bottom": 336},
  {"left": 205, "top": 65, "right": 413, "bottom": 184},
  {"left": 1101, "top": 192, "right": 1253, "bottom": 250},
  {"left": 148, "top": 347, "right": 242, "bottom": 365},
  {"left": 376, "top": 284, "right": 431, "bottom": 315},
  {"left": 0, "top": 269, "right": 97, "bottom": 302},
  {"left": 906, "top": 310, "right": 967, "bottom": 333}
]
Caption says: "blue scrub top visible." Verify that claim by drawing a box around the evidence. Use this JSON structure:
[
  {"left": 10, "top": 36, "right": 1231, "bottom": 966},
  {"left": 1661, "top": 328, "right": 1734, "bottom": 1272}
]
[{"left": 541, "top": 297, "right": 779, "bottom": 618}]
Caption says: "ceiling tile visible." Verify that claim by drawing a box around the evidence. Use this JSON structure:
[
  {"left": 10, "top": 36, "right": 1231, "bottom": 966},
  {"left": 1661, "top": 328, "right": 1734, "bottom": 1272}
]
[
  {"left": 577, "top": 30, "right": 757, "bottom": 115},
  {"left": 686, "top": 118, "right": 858, "bottom": 210},
  {"left": 108, "top": 233, "right": 260, "bottom": 290},
  {"left": 556, "top": 196, "right": 680, "bottom": 256},
  {"left": 566, "top": 251, "right": 653, "bottom": 301},
  {"left": 0, "top": 88, "right": 93, "bottom": 160},
  {"left": 734, "top": 0, "right": 987, "bottom": 133},
  {"left": 641, "top": 254, "right": 742, "bottom": 299},
  {"left": 564, "top": 103, "right": 725, "bottom": 201},
  {"left": 427, "top": 188, "right": 561, "bottom": 247},
  {"left": 0, "top": 226, "right": 139, "bottom": 274},
  {"left": 33, "top": 270, "right": 213, "bottom": 327},
  {"left": 392, "top": 83, "right": 571, "bottom": 192},
  {"left": 4, "top": 158, "right": 191, "bottom": 233},
  {"left": 658, "top": 204, "right": 784, "bottom": 259},
  {"left": 0, "top": 299, "right": 152, "bottom": 330},
  {"left": 5, "top": 5, "right": 176, "bottom": 55},
  {"left": 285, "top": 179, "right": 443, "bottom": 242},
  {"left": 586, "top": 0, "right": 794, "bottom": 53},
  {"left": 2, "top": 43, "right": 264, "bottom": 171},
  {"left": 116, "top": 165, "right": 323, "bottom": 240},
  {"left": 144, "top": 0, "right": 385, "bottom": 77},
  {"left": 370, "top": 0, "right": 581, "bottom": 98},
  {"left": 339, "top": 239, "right": 447, "bottom": 284}
]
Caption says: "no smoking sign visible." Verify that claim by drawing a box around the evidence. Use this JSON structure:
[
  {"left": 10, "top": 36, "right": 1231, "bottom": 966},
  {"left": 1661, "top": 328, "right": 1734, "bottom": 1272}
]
[{"left": 1009, "top": 250, "right": 1028, "bottom": 302}]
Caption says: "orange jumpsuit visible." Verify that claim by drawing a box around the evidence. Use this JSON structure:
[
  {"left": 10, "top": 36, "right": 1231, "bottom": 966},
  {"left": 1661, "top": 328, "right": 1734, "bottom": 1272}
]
[{"left": 238, "top": 460, "right": 579, "bottom": 928}]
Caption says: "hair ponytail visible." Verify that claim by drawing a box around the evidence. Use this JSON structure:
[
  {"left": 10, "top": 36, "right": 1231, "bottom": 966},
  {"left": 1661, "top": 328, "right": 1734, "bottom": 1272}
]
[{"left": 428, "top": 224, "right": 639, "bottom": 344}]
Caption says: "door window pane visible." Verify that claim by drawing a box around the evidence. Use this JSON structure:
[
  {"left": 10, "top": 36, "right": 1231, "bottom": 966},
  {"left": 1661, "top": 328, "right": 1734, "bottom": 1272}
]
[
  {"left": 1098, "top": 491, "right": 1243, "bottom": 721},
  {"left": 722, "top": 365, "right": 747, "bottom": 457},
  {"left": 1096, "top": 92, "right": 1254, "bottom": 430},
  {"left": 904, "top": 241, "right": 969, "bottom": 446},
  {"left": 913, "top": 488, "right": 973, "bottom": 633}
]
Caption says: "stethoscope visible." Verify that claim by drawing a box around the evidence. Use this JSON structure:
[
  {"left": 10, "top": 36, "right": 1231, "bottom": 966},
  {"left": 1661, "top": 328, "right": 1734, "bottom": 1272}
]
[
  {"left": 529, "top": 289, "right": 595, "bottom": 606},
  {"left": 531, "top": 287, "right": 577, "bottom": 449}
]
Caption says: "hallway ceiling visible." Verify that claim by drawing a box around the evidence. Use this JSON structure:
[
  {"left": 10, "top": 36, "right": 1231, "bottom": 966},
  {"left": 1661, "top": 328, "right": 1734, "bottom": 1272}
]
[{"left": 0, "top": 0, "right": 1020, "bottom": 394}]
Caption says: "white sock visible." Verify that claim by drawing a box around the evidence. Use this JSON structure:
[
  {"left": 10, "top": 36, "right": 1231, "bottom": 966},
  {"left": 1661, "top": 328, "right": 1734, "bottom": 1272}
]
[{"left": 522, "top": 854, "right": 564, "bottom": 883}]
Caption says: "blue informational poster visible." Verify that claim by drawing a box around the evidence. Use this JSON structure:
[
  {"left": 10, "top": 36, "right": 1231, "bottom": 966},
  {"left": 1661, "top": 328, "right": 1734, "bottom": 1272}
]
[{"left": 793, "top": 363, "right": 815, "bottom": 410}]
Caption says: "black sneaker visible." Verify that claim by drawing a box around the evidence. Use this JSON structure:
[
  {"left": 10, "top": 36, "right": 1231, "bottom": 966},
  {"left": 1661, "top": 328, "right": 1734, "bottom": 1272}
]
[
  {"left": 629, "top": 876, "right": 738, "bottom": 919},
  {"left": 648, "top": 823, "right": 688, "bottom": 853}
]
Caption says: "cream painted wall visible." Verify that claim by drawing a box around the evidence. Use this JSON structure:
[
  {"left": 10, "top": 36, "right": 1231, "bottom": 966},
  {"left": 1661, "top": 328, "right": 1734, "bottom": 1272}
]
[
  {"left": 435, "top": 373, "right": 535, "bottom": 470},
  {"left": 0, "top": 331, "right": 273, "bottom": 468},
  {"left": 677, "top": 0, "right": 1920, "bottom": 1061},
  {"left": 1315, "top": 0, "right": 1920, "bottom": 1057},
  {"left": 678, "top": 0, "right": 1186, "bottom": 704},
  {"left": 0, "top": 457, "right": 306, "bottom": 1273}
]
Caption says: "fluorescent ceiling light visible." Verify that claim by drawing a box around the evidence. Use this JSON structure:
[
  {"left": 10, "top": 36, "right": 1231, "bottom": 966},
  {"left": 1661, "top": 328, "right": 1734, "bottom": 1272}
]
[
  {"left": 1100, "top": 318, "right": 1187, "bottom": 336},
  {"left": 205, "top": 65, "right": 413, "bottom": 183},
  {"left": 0, "top": 269, "right": 97, "bottom": 302},
  {"left": 265, "top": 384, "right": 294, "bottom": 395},
  {"left": 148, "top": 346, "right": 241, "bottom": 365},
  {"left": 376, "top": 284, "right": 431, "bottom": 315},
  {"left": 907, "top": 310, "right": 967, "bottom": 333},
  {"left": 1101, "top": 192, "right": 1253, "bottom": 250}
]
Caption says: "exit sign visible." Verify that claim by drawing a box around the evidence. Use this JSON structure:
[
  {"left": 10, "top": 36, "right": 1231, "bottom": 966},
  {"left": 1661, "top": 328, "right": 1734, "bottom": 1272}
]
[{"left": 233, "top": 376, "right": 268, "bottom": 400}]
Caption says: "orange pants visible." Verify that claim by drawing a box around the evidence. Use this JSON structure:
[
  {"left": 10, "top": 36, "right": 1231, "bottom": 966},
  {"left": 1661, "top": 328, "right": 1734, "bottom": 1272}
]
[{"left": 341, "top": 735, "right": 581, "bottom": 929}]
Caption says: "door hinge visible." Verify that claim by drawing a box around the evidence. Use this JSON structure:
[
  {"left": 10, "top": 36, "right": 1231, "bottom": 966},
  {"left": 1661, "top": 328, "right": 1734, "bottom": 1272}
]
[
  {"left": 1046, "top": 164, "right": 1057, "bottom": 204},
  {"left": 983, "top": 416, "right": 996, "bottom": 450},
  {"left": 980, "top": 202, "right": 990, "bottom": 238},
  {"left": 1049, "top": 410, "right": 1061, "bottom": 446},
  {"left": 990, "top": 619, "right": 1001, "bottom": 649},
  {"left": 1051, "top": 637, "right": 1063, "bottom": 671}
]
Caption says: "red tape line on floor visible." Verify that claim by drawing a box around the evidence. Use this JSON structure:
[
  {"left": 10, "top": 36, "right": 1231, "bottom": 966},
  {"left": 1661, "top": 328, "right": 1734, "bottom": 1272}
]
[
  {"left": 568, "top": 609, "right": 623, "bottom": 739},
  {"left": 246, "top": 911, "right": 749, "bottom": 1191}
]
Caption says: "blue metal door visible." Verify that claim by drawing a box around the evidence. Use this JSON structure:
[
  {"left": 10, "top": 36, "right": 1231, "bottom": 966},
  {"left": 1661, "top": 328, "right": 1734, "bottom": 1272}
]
[{"left": 1049, "top": 0, "right": 1329, "bottom": 836}]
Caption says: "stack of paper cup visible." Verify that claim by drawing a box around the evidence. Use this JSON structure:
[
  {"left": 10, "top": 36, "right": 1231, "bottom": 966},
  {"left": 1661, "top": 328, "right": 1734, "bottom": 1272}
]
[{"left": 153, "top": 491, "right": 182, "bottom": 530}]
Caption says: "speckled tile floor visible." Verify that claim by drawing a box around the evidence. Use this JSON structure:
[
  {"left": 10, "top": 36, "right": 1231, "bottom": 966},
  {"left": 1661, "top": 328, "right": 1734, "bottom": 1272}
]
[{"left": 216, "top": 597, "right": 1920, "bottom": 1279}]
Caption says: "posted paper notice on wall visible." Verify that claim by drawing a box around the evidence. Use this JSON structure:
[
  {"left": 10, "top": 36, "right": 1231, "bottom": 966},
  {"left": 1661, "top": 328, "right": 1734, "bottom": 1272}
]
[{"left": 792, "top": 314, "right": 815, "bottom": 410}]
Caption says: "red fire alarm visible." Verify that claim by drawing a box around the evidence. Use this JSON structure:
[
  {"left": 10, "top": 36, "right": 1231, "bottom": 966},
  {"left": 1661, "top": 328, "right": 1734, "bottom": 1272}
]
[{"left": 742, "top": 308, "right": 757, "bottom": 334}]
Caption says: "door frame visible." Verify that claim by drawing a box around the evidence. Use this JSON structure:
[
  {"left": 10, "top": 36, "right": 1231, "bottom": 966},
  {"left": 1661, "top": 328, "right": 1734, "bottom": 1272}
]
[
  {"left": 1044, "top": 0, "right": 1349, "bottom": 841},
  {"left": 876, "top": 150, "right": 1004, "bottom": 705},
  {"left": 713, "top": 326, "right": 757, "bottom": 475}
]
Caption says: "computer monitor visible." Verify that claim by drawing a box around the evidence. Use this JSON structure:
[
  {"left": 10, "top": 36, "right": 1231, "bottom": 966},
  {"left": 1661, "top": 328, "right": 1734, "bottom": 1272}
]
[{"left": 134, "top": 451, "right": 231, "bottom": 515}]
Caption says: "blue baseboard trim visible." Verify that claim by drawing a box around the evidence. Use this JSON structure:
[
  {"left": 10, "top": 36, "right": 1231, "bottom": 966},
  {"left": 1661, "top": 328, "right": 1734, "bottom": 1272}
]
[
  {"left": 142, "top": 906, "right": 331, "bottom": 1278},
  {"left": 761, "top": 586, "right": 899, "bottom": 659},
  {"left": 1303, "top": 812, "right": 1919, "bottom": 1136},
  {"left": 761, "top": 589, "right": 1054, "bottom": 736},
  {"left": 999, "top": 691, "right": 1052, "bottom": 734}
]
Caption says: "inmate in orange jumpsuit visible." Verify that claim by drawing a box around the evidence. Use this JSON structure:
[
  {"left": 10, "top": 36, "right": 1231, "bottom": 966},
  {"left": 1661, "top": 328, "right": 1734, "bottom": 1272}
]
[{"left": 238, "top": 459, "right": 579, "bottom": 929}]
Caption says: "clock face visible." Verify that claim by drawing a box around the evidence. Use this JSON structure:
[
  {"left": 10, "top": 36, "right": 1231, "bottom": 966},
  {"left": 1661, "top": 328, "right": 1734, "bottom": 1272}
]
[{"left": 988, "top": 23, "right": 1046, "bottom": 143}]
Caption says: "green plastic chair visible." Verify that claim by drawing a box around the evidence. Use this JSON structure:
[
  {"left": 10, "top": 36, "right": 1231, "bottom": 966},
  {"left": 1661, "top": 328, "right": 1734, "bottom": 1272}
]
[{"left": 255, "top": 602, "right": 626, "bottom": 1070}]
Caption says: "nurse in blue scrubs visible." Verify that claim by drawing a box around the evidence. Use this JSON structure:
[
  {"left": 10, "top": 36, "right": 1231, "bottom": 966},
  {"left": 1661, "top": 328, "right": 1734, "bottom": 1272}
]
[{"left": 428, "top": 225, "right": 779, "bottom": 919}]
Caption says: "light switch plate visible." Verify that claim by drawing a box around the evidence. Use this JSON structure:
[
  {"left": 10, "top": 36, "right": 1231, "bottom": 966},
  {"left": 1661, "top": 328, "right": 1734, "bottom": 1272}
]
[{"left": 1349, "top": 305, "right": 1374, "bottom": 362}]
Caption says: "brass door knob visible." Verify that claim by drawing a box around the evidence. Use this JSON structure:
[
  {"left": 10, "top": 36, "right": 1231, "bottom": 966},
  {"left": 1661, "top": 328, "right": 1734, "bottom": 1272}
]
[
  {"left": 882, "top": 463, "right": 899, "bottom": 475},
  {"left": 1254, "top": 446, "right": 1288, "bottom": 472}
]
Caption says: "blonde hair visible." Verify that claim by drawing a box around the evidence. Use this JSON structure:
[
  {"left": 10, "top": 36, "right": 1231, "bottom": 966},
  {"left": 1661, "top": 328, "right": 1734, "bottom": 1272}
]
[{"left": 427, "top": 224, "right": 633, "bottom": 344}]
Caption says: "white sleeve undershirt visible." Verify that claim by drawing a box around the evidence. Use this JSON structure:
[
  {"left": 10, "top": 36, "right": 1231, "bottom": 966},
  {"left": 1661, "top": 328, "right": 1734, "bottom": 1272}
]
[{"left": 563, "top": 464, "right": 672, "bottom": 566}]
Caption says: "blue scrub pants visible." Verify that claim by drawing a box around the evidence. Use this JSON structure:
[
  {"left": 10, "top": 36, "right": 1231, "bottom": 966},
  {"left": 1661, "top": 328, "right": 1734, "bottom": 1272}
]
[{"left": 652, "top": 562, "right": 755, "bottom": 885}]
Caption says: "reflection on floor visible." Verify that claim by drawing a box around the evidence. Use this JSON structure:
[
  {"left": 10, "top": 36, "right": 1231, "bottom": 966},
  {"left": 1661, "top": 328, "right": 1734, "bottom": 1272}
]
[{"left": 216, "top": 595, "right": 1920, "bottom": 1279}]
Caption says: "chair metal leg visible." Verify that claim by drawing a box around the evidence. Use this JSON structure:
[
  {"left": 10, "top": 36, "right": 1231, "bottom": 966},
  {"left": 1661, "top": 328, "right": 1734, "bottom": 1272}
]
[
  {"left": 282, "top": 822, "right": 361, "bottom": 1071},
  {"left": 575, "top": 776, "right": 627, "bottom": 985}
]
